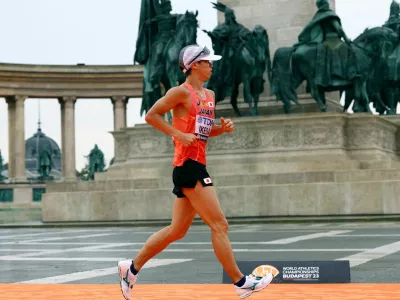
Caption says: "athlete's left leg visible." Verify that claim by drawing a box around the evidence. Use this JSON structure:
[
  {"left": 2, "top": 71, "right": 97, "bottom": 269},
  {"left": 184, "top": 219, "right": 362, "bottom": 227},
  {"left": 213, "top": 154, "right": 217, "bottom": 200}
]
[
  {"left": 133, "top": 196, "right": 196, "bottom": 270},
  {"left": 182, "top": 181, "right": 275, "bottom": 299}
]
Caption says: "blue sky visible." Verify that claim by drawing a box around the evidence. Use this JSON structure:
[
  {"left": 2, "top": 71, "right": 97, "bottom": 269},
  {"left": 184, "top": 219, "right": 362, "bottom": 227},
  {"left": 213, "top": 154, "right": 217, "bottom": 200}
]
[{"left": 0, "top": 0, "right": 395, "bottom": 170}]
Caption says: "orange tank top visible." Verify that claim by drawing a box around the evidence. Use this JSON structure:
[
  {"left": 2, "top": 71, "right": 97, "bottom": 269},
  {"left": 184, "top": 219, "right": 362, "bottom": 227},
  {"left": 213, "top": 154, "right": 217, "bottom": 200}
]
[{"left": 172, "top": 82, "right": 215, "bottom": 167}]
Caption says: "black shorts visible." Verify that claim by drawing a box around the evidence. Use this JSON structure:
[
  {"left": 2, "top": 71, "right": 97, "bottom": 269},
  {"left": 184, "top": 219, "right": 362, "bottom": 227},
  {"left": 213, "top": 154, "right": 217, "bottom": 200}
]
[{"left": 172, "top": 159, "right": 213, "bottom": 198}]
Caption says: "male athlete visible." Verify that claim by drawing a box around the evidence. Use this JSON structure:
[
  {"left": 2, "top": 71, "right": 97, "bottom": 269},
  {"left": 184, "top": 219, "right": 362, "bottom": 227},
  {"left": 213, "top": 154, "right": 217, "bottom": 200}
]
[{"left": 118, "top": 44, "right": 274, "bottom": 299}]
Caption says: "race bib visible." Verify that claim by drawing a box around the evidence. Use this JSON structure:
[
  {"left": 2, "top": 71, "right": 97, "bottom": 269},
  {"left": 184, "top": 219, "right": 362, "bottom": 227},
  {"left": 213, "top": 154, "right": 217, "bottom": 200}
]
[{"left": 195, "top": 115, "right": 214, "bottom": 141}]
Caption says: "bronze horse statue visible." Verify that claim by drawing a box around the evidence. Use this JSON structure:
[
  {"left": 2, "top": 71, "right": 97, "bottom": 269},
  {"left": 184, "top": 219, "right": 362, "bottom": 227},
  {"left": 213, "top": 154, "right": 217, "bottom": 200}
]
[
  {"left": 344, "top": 28, "right": 400, "bottom": 115},
  {"left": 271, "top": 27, "right": 398, "bottom": 114},
  {"left": 137, "top": 10, "right": 199, "bottom": 122},
  {"left": 205, "top": 25, "right": 272, "bottom": 116}
]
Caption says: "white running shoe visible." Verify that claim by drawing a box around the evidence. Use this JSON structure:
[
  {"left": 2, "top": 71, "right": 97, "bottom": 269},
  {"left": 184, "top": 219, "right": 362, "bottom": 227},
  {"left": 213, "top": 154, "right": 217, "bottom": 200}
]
[
  {"left": 234, "top": 274, "right": 274, "bottom": 299},
  {"left": 118, "top": 260, "right": 138, "bottom": 300}
]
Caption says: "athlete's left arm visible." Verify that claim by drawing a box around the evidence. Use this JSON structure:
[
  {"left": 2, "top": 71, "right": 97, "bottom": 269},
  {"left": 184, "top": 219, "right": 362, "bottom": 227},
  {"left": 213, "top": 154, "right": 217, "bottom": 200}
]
[
  {"left": 208, "top": 90, "right": 234, "bottom": 137},
  {"left": 209, "top": 123, "right": 224, "bottom": 137},
  {"left": 209, "top": 117, "right": 234, "bottom": 137}
]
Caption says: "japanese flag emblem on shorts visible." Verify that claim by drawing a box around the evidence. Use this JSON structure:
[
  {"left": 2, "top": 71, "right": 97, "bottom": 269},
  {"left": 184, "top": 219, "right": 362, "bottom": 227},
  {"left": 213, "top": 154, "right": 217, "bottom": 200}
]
[{"left": 203, "top": 177, "right": 212, "bottom": 184}]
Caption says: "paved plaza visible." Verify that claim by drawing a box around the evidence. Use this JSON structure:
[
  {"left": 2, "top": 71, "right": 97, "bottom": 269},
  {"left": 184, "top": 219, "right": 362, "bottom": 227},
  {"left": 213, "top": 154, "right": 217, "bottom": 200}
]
[{"left": 1, "top": 222, "right": 400, "bottom": 299}]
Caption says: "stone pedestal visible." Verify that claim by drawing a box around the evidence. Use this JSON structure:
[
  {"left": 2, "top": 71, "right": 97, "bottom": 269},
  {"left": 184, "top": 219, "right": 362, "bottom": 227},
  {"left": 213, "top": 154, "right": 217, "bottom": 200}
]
[
  {"left": 12, "top": 186, "right": 33, "bottom": 204},
  {"left": 42, "top": 113, "right": 400, "bottom": 222},
  {"left": 215, "top": 94, "right": 342, "bottom": 118},
  {"left": 0, "top": 183, "right": 45, "bottom": 224}
]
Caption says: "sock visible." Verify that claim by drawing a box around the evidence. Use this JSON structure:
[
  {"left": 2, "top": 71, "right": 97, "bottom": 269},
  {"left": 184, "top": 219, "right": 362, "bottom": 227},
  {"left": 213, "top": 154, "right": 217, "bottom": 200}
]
[
  {"left": 130, "top": 261, "right": 139, "bottom": 275},
  {"left": 234, "top": 275, "right": 246, "bottom": 287}
]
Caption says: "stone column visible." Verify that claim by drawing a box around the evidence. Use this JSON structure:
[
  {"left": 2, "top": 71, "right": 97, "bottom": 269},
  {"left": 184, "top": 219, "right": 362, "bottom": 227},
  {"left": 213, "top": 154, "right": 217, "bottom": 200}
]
[
  {"left": 58, "top": 98, "right": 66, "bottom": 175},
  {"left": 59, "top": 97, "right": 77, "bottom": 181},
  {"left": 5, "top": 97, "right": 16, "bottom": 179},
  {"left": 124, "top": 100, "right": 128, "bottom": 127},
  {"left": 14, "top": 95, "right": 27, "bottom": 182},
  {"left": 111, "top": 96, "right": 127, "bottom": 131}
]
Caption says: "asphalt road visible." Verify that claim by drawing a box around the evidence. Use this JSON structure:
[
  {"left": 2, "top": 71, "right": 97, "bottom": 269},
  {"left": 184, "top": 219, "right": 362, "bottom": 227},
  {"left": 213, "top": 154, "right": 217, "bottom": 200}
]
[{"left": 1, "top": 222, "right": 400, "bottom": 285}]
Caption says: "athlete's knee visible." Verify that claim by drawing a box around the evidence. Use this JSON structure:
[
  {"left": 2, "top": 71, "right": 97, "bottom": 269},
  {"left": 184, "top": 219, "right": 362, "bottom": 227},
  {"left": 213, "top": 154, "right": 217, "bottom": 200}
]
[
  {"left": 209, "top": 217, "right": 229, "bottom": 234},
  {"left": 167, "top": 225, "right": 188, "bottom": 241}
]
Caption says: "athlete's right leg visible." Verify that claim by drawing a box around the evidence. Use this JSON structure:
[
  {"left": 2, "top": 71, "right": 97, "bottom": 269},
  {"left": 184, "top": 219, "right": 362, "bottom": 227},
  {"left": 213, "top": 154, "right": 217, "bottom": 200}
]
[{"left": 118, "top": 196, "right": 196, "bottom": 300}]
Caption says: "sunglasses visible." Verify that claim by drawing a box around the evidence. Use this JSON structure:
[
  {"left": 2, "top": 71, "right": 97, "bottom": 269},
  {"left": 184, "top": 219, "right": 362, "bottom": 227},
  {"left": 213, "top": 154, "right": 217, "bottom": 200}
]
[{"left": 187, "top": 46, "right": 211, "bottom": 67}]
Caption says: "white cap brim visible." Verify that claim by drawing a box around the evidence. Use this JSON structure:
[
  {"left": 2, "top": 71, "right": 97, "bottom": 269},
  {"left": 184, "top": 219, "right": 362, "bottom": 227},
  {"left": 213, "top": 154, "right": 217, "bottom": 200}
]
[{"left": 200, "top": 54, "right": 222, "bottom": 61}]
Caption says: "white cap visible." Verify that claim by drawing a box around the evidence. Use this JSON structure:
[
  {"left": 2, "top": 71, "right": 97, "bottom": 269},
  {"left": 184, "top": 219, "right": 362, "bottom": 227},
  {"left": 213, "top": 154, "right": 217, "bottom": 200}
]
[{"left": 179, "top": 45, "right": 222, "bottom": 73}]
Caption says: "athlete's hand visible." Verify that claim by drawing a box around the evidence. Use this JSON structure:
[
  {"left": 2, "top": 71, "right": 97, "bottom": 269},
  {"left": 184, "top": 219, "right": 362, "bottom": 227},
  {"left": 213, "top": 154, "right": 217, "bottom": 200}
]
[
  {"left": 221, "top": 117, "right": 234, "bottom": 133},
  {"left": 176, "top": 132, "right": 199, "bottom": 147}
]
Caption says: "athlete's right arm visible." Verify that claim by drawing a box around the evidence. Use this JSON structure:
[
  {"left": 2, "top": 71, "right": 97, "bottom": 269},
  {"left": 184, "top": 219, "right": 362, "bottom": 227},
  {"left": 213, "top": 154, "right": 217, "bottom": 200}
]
[{"left": 145, "top": 86, "right": 199, "bottom": 147}]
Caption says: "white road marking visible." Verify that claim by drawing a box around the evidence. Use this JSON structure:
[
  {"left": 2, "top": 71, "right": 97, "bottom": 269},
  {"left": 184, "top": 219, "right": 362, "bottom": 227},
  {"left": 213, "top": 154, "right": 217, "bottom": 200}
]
[
  {"left": 0, "top": 230, "right": 354, "bottom": 260},
  {"left": 0, "top": 240, "right": 344, "bottom": 246},
  {"left": 17, "top": 232, "right": 120, "bottom": 243},
  {"left": 0, "top": 229, "right": 113, "bottom": 240},
  {"left": 1, "top": 242, "right": 106, "bottom": 245},
  {"left": 0, "top": 249, "right": 39, "bottom": 252},
  {"left": 2, "top": 257, "right": 147, "bottom": 261},
  {"left": 331, "top": 234, "right": 400, "bottom": 237},
  {"left": 0, "top": 230, "right": 334, "bottom": 241},
  {"left": 305, "top": 223, "right": 330, "bottom": 228},
  {"left": 0, "top": 230, "right": 351, "bottom": 247},
  {"left": 0, "top": 243, "right": 134, "bottom": 259},
  {"left": 16, "top": 259, "right": 193, "bottom": 284},
  {"left": 262, "top": 230, "right": 352, "bottom": 244},
  {"left": 145, "top": 248, "right": 367, "bottom": 252},
  {"left": 336, "top": 240, "right": 400, "bottom": 267},
  {"left": 225, "top": 229, "right": 329, "bottom": 233}
]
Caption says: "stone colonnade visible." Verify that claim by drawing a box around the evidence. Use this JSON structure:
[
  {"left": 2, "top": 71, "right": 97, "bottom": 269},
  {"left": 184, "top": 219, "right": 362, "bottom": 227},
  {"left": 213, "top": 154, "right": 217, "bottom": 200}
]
[{"left": 5, "top": 95, "right": 128, "bottom": 182}]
